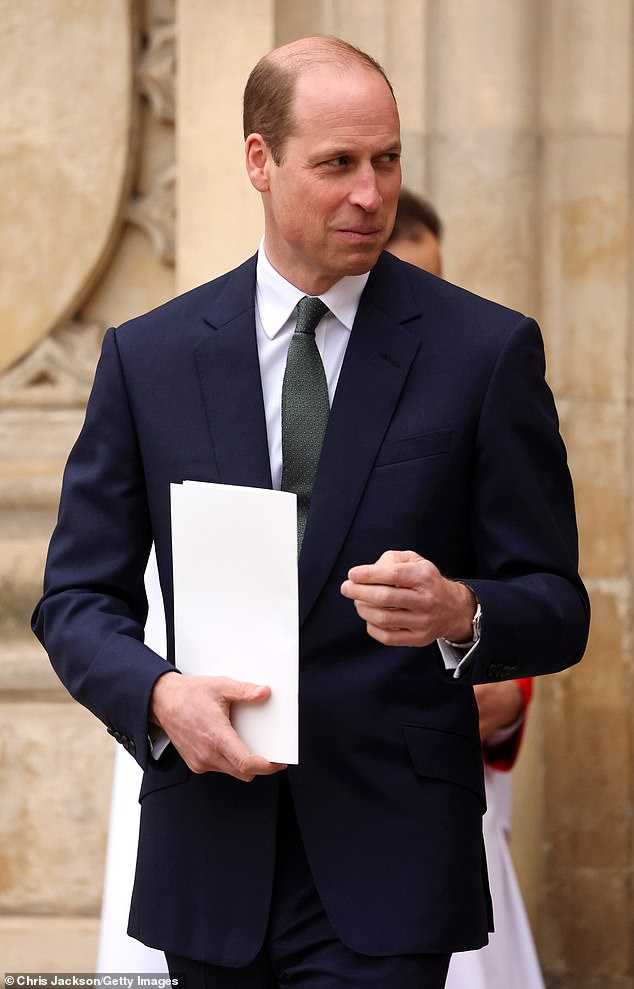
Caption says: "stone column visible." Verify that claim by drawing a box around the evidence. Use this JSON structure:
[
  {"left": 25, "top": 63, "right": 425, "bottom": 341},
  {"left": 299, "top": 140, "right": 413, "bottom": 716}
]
[
  {"left": 425, "top": 0, "right": 540, "bottom": 314},
  {"left": 538, "top": 2, "right": 634, "bottom": 986},
  {"left": 176, "top": 0, "right": 274, "bottom": 291},
  {"left": 422, "top": 0, "right": 544, "bottom": 924}
]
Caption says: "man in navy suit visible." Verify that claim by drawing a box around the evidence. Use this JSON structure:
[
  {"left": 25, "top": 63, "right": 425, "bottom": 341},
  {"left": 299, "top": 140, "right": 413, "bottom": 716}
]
[{"left": 33, "top": 35, "right": 589, "bottom": 988}]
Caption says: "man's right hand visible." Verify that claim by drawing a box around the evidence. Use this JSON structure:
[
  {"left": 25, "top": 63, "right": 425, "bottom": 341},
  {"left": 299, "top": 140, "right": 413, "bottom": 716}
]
[{"left": 149, "top": 671, "right": 287, "bottom": 782}]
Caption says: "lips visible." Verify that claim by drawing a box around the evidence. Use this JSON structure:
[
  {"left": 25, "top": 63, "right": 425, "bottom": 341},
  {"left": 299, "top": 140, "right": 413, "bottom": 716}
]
[{"left": 337, "top": 228, "right": 382, "bottom": 241}]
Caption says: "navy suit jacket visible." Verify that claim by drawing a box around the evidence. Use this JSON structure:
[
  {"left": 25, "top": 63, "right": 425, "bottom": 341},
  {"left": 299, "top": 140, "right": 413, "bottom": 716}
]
[{"left": 33, "top": 251, "right": 589, "bottom": 964}]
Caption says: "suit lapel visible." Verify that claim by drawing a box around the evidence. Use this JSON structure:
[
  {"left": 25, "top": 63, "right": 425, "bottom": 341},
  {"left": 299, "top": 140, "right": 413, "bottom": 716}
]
[
  {"left": 298, "top": 256, "right": 422, "bottom": 624},
  {"left": 194, "top": 258, "right": 273, "bottom": 490},
  {"left": 192, "top": 253, "right": 424, "bottom": 626}
]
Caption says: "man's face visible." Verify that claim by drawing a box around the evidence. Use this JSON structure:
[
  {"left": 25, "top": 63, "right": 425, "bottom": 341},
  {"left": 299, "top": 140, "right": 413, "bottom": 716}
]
[
  {"left": 388, "top": 224, "right": 443, "bottom": 277},
  {"left": 247, "top": 63, "right": 402, "bottom": 295}
]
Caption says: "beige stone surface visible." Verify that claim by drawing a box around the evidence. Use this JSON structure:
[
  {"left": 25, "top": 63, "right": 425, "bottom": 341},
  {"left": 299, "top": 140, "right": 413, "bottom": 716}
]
[
  {"left": 561, "top": 400, "right": 627, "bottom": 577},
  {"left": 0, "top": 640, "right": 67, "bottom": 698},
  {"left": 429, "top": 133, "right": 540, "bottom": 311},
  {"left": 0, "top": 507, "right": 55, "bottom": 583},
  {"left": 0, "top": 699, "right": 114, "bottom": 914},
  {"left": 538, "top": 584, "right": 633, "bottom": 975},
  {"left": 83, "top": 226, "right": 175, "bottom": 331},
  {"left": 1, "top": 916, "right": 101, "bottom": 974},
  {"left": 543, "top": 868, "right": 632, "bottom": 980},
  {"left": 540, "top": 0, "right": 633, "bottom": 136},
  {"left": 428, "top": 0, "right": 538, "bottom": 132},
  {"left": 543, "top": 665, "right": 631, "bottom": 870},
  {"left": 540, "top": 138, "right": 630, "bottom": 403},
  {"left": 176, "top": 0, "right": 274, "bottom": 292},
  {"left": 0, "top": 409, "right": 84, "bottom": 508},
  {"left": 423, "top": 2, "right": 540, "bottom": 313},
  {"left": 0, "top": 0, "right": 135, "bottom": 374}
]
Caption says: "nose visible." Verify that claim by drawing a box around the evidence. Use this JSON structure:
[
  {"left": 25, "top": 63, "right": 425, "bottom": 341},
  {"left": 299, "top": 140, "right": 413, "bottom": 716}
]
[{"left": 349, "top": 165, "right": 382, "bottom": 213}]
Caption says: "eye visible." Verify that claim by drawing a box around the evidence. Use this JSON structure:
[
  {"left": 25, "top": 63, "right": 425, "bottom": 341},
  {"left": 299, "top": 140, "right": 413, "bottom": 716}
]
[
  {"left": 375, "top": 152, "right": 401, "bottom": 165},
  {"left": 324, "top": 156, "right": 350, "bottom": 167}
]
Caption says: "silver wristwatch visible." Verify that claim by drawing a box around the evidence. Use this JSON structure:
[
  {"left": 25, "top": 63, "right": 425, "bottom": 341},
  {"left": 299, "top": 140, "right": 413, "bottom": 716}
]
[{"left": 443, "top": 600, "right": 482, "bottom": 649}]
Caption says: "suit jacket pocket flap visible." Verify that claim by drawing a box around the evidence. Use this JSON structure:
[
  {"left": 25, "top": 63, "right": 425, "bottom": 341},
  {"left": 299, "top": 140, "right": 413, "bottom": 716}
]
[
  {"left": 375, "top": 428, "right": 452, "bottom": 467},
  {"left": 402, "top": 723, "right": 485, "bottom": 804},
  {"left": 139, "top": 745, "right": 190, "bottom": 801}
]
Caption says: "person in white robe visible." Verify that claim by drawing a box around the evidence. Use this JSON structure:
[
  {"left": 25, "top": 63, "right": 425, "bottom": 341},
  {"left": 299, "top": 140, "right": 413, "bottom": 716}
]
[{"left": 97, "top": 550, "right": 168, "bottom": 973}]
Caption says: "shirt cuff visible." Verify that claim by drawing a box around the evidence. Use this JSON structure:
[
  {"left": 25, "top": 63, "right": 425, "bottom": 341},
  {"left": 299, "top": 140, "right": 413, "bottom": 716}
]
[
  {"left": 437, "top": 637, "right": 480, "bottom": 679},
  {"left": 148, "top": 723, "right": 171, "bottom": 760}
]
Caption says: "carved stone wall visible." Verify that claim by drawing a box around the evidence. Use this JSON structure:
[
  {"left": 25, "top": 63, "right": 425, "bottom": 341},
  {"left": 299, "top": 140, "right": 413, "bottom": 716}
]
[{"left": 0, "top": 0, "right": 175, "bottom": 970}]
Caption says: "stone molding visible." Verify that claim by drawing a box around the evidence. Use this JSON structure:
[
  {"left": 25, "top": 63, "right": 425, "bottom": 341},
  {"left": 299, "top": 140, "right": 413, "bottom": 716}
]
[
  {"left": 138, "top": 19, "right": 176, "bottom": 124},
  {"left": 0, "top": 3, "right": 175, "bottom": 413},
  {"left": 0, "top": 321, "right": 105, "bottom": 409},
  {"left": 127, "top": 162, "right": 177, "bottom": 269}
]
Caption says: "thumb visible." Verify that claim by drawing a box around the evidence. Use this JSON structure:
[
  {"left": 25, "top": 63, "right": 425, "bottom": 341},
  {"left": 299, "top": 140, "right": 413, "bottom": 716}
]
[
  {"left": 378, "top": 549, "right": 424, "bottom": 565},
  {"left": 223, "top": 679, "right": 272, "bottom": 704}
]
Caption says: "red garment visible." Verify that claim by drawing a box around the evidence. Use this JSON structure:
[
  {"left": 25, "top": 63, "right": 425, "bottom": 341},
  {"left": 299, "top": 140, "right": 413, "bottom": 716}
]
[{"left": 484, "top": 678, "right": 533, "bottom": 771}]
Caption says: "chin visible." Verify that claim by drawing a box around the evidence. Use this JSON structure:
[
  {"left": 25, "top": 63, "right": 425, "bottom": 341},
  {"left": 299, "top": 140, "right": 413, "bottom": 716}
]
[{"left": 343, "top": 250, "right": 384, "bottom": 276}]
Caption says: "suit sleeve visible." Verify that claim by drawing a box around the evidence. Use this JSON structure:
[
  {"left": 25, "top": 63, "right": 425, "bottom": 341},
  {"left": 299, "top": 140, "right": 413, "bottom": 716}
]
[
  {"left": 32, "top": 328, "right": 171, "bottom": 769},
  {"left": 456, "top": 315, "right": 590, "bottom": 683}
]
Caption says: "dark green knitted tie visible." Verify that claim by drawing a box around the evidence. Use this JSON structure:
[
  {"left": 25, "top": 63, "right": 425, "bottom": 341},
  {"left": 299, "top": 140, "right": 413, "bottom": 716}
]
[{"left": 281, "top": 296, "right": 330, "bottom": 553}]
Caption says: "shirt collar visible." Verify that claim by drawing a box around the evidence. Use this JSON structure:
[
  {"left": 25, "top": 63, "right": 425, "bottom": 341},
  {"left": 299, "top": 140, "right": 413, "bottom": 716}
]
[{"left": 256, "top": 241, "right": 370, "bottom": 340}]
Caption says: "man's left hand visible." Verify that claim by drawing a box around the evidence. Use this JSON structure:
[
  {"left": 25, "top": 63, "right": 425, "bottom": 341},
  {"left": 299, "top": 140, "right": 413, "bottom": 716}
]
[{"left": 340, "top": 550, "right": 476, "bottom": 647}]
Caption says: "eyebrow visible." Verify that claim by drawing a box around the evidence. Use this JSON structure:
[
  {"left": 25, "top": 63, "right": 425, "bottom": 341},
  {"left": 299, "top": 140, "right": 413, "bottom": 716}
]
[{"left": 313, "top": 141, "right": 402, "bottom": 161}]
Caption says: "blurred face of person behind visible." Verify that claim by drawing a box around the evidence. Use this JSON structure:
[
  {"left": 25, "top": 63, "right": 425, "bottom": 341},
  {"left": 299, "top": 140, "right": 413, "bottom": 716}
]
[
  {"left": 245, "top": 41, "right": 402, "bottom": 296},
  {"left": 388, "top": 221, "right": 443, "bottom": 277}
]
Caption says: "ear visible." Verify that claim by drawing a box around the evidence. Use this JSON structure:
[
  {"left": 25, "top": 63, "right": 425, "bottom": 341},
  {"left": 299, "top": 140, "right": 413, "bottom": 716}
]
[{"left": 245, "top": 133, "right": 273, "bottom": 192}]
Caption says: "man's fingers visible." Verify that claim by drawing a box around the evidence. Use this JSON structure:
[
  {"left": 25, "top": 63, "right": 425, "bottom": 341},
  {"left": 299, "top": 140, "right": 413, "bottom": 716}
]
[
  {"left": 151, "top": 673, "right": 285, "bottom": 781},
  {"left": 340, "top": 550, "right": 468, "bottom": 647},
  {"left": 345, "top": 582, "right": 416, "bottom": 609},
  {"left": 354, "top": 601, "right": 411, "bottom": 628},
  {"left": 364, "top": 622, "right": 422, "bottom": 647},
  {"left": 216, "top": 677, "right": 272, "bottom": 704},
  {"left": 344, "top": 551, "right": 426, "bottom": 591},
  {"left": 182, "top": 722, "right": 286, "bottom": 780},
  {"left": 213, "top": 731, "right": 286, "bottom": 781}
]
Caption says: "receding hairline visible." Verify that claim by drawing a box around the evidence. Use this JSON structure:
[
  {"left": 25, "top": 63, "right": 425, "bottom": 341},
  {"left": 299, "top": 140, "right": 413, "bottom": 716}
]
[
  {"left": 242, "top": 36, "right": 397, "bottom": 163},
  {"left": 265, "top": 35, "right": 395, "bottom": 94},
  {"left": 243, "top": 36, "right": 396, "bottom": 140}
]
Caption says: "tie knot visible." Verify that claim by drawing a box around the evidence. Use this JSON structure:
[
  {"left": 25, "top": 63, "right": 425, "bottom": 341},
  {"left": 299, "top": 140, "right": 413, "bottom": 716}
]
[{"left": 295, "top": 296, "right": 329, "bottom": 337}]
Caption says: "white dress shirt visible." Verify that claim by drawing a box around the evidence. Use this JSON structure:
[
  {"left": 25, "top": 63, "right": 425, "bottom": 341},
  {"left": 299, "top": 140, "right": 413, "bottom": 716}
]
[
  {"left": 151, "top": 244, "right": 475, "bottom": 762},
  {"left": 255, "top": 243, "right": 476, "bottom": 677},
  {"left": 255, "top": 243, "right": 369, "bottom": 489}
]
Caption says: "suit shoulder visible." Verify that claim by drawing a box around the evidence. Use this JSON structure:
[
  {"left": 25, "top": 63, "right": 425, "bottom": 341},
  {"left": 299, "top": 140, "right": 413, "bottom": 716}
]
[
  {"left": 373, "top": 253, "right": 545, "bottom": 380},
  {"left": 380, "top": 251, "right": 529, "bottom": 334},
  {"left": 113, "top": 255, "right": 257, "bottom": 345}
]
